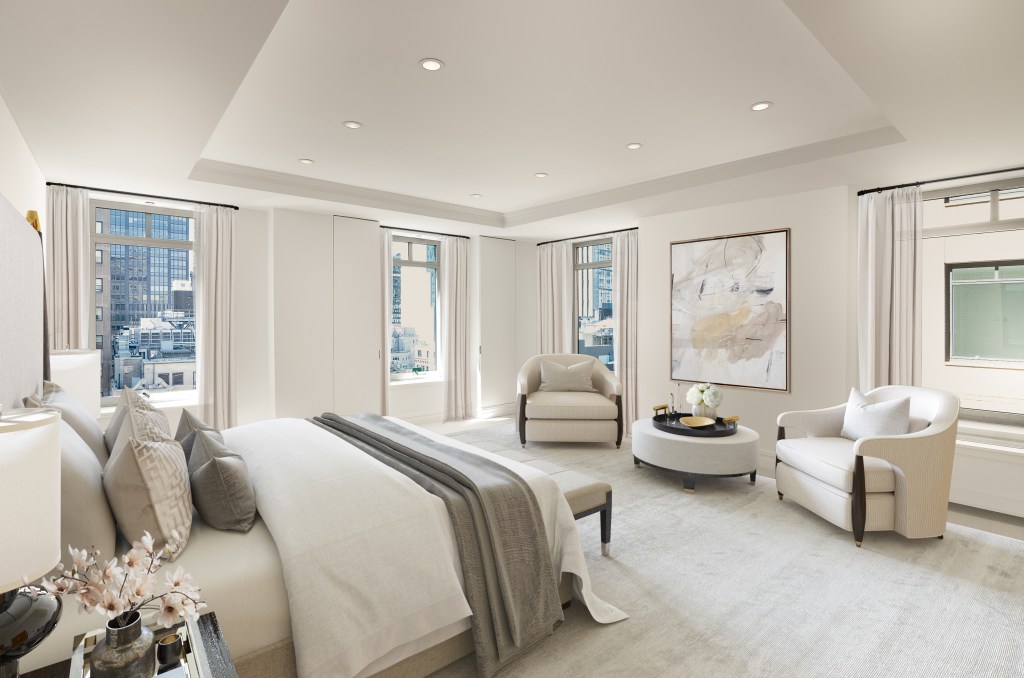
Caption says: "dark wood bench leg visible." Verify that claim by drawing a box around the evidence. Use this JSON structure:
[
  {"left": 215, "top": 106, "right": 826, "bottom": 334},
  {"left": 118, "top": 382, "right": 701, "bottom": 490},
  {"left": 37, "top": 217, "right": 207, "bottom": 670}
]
[{"left": 600, "top": 491, "right": 612, "bottom": 556}]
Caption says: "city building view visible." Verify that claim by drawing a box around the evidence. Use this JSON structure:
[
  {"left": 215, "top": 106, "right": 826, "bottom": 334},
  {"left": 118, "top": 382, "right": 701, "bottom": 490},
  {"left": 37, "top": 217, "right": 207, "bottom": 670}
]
[
  {"left": 94, "top": 205, "right": 196, "bottom": 397},
  {"left": 390, "top": 237, "right": 438, "bottom": 376},
  {"left": 575, "top": 241, "right": 614, "bottom": 370}
]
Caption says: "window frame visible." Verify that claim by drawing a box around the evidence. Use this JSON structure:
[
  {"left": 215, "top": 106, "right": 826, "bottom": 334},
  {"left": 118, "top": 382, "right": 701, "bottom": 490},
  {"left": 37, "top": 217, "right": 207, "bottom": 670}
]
[
  {"left": 91, "top": 198, "right": 196, "bottom": 405},
  {"left": 944, "top": 259, "right": 1024, "bottom": 365},
  {"left": 389, "top": 234, "right": 441, "bottom": 381},
  {"left": 572, "top": 237, "right": 614, "bottom": 364}
]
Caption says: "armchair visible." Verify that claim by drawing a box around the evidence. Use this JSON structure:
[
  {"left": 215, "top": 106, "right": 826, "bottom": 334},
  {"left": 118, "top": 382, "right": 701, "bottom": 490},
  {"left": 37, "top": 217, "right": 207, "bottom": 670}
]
[
  {"left": 516, "top": 354, "right": 623, "bottom": 447},
  {"left": 775, "top": 386, "right": 959, "bottom": 546}
]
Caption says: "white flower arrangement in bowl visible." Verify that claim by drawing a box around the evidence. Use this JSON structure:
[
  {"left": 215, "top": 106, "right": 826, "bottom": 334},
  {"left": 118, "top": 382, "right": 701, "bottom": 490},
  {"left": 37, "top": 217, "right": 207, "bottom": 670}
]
[
  {"left": 37, "top": 531, "right": 204, "bottom": 628},
  {"left": 685, "top": 382, "right": 723, "bottom": 419}
]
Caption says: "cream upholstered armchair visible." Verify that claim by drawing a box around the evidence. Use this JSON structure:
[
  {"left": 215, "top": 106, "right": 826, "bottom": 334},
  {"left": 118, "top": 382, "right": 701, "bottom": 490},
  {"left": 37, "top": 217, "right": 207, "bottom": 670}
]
[
  {"left": 517, "top": 354, "right": 623, "bottom": 447},
  {"left": 775, "top": 386, "right": 959, "bottom": 547}
]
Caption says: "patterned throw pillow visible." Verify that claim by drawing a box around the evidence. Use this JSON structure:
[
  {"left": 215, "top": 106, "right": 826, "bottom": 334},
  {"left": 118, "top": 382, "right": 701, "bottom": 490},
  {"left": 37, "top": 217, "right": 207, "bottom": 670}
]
[
  {"left": 106, "top": 389, "right": 171, "bottom": 461},
  {"left": 189, "top": 431, "right": 256, "bottom": 532},
  {"left": 103, "top": 437, "right": 192, "bottom": 558}
]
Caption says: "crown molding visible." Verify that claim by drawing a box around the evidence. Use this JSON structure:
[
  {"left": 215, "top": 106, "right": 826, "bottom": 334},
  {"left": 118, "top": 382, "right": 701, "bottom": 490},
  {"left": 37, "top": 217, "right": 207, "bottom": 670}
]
[
  {"left": 192, "top": 126, "right": 903, "bottom": 229},
  {"left": 503, "top": 125, "right": 905, "bottom": 227},
  {"left": 189, "top": 159, "right": 506, "bottom": 227}
]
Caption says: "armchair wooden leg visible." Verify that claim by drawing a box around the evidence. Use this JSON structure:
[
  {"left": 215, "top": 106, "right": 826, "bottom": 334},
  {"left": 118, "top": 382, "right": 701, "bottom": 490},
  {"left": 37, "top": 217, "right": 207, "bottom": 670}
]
[
  {"left": 614, "top": 395, "right": 623, "bottom": 448},
  {"left": 777, "top": 491, "right": 784, "bottom": 501},
  {"left": 853, "top": 455, "right": 866, "bottom": 547},
  {"left": 517, "top": 394, "right": 527, "bottom": 447}
]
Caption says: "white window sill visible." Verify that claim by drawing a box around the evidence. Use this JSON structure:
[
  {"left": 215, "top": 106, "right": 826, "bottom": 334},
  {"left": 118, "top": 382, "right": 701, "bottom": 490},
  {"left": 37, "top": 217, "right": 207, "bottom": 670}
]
[
  {"left": 958, "top": 418, "right": 1024, "bottom": 452},
  {"left": 390, "top": 374, "right": 443, "bottom": 387},
  {"left": 100, "top": 390, "right": 199, "bottom": 416}
]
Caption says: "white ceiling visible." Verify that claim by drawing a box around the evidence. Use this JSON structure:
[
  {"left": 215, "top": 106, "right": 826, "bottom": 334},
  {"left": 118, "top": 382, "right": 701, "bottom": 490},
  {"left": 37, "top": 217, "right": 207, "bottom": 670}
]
[{"left": 0, "top": 0, "right": 1022, "bottom": 238}]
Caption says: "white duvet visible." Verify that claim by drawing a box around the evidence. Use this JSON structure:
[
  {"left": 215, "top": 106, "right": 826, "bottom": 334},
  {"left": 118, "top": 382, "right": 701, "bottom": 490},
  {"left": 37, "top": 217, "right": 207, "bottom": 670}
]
[{"left": 225, "top": 417, "right": 625, "bottom": 678}]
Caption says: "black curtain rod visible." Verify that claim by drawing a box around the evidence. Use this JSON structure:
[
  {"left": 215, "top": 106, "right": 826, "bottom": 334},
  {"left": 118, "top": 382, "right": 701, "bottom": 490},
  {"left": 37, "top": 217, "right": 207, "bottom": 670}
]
[
  {"left": 856, "top": 164, "right": 1024, "bottom": 197},
  {"left": 381, "top": 225, "right": 469, "bottom": 240},
  {"left": 537, "top": 226, "right": 638, "bottom": 247},
  {"left": 46, "top": 182, "right": 239, "bottom": 210}
]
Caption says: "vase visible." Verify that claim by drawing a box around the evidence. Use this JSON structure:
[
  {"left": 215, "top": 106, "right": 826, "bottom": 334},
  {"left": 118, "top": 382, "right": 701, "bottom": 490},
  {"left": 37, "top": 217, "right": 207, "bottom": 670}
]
[
  {"left": 89, "top": 611, "right": 155, "bottom": 678},
  {"left": 693, "top": 402, "right": 717, "bottom": 420}
]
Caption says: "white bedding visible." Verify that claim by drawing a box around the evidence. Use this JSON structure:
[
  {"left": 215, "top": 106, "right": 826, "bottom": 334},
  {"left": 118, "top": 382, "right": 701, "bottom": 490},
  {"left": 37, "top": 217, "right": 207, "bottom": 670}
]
[{"left": 226, "top": 417, "right": 624, "bottom": 678}]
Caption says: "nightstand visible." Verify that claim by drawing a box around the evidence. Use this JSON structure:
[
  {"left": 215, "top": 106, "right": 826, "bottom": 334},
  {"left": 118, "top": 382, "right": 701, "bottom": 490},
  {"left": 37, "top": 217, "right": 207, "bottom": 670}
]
[{"left": 24, "top": 612, "right": 237, "bottom": 678}]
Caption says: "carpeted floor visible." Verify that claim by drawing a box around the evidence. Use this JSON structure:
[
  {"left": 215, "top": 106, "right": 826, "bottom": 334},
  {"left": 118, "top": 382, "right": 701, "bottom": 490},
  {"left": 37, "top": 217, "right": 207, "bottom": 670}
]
[{"left": 431, "top": 421, "right": 1024, "bottom": 677}]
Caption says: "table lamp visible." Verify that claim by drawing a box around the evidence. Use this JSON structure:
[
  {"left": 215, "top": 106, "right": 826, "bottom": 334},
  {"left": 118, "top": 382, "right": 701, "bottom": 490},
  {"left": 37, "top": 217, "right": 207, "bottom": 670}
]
[{"left": 0, "top": 408, "right": 62, "bottom": 678}]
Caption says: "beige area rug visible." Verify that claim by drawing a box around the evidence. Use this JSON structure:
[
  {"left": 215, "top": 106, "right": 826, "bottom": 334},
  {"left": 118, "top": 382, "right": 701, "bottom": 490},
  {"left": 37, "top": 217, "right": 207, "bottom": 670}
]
[{"left": 432, "top": 422, "right": 1024, "bottom": 678}]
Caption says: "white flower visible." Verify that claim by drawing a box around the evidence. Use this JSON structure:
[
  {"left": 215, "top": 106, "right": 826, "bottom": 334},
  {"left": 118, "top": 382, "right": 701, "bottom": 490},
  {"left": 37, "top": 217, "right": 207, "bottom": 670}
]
[
  {"left": 97, "top": 590, "right": 124, "bottom": 620},
  {"left": 165, "top": 566, "right": 193, "bottom": 591},
  {"left": 122, "top": 548, "right": 147, "bottom": 572},
  {"left": 69, "top": 546, "right": 94, "bottom": 573},
  {"left": 41, "top": 577, "right": 74, "bottom": 596},
  {"left": 134, "top": 532, "right": 156, "bottom": 555},
  {"left": 155, "top": 594, "right": 185, "bottom": 628},
  {"left": 685, "top": 385, "right": 703, "bottom": 406},
  {"left": 99, "top": 559, "right": 124, "bottom": 587},
  {"left": 76, "top": 585, "right": 103, "bottom": 614},
  {"left": 125, "top": 573, "right": 155, "bottom": 605},
  {"left": 703, "top": 386, "right": 723, "bottom": 408}
]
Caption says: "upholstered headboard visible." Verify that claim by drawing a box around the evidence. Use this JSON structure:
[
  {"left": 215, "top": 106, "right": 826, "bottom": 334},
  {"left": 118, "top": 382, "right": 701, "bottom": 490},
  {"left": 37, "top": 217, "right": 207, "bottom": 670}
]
[{"left": 0, "top": 191, "right": 43, "bottom": 408}]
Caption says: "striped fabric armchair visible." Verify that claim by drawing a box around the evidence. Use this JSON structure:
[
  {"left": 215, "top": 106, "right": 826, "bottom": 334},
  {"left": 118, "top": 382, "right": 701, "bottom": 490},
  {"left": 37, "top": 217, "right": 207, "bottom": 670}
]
[{"left": 775, "top": 386, "right": 960, "bottom": 546}]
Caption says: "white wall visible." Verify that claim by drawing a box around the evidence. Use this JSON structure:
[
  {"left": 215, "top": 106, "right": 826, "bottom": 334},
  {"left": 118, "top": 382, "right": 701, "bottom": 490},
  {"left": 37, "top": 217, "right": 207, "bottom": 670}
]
[
  {"left": 270, "top": 208, "right": 335, "bottom": 417},
  {"left": 234, "top": 208, "right": 274, "bottom": 424},
  {"left": 0, "top": 91, "right": 45, "bottom": 220},
  {"left": 637, "top": 186, "right": 853, "bottom": 470},
  {"left": 515, "top": 238, "right": 540, "bottom": 374}
]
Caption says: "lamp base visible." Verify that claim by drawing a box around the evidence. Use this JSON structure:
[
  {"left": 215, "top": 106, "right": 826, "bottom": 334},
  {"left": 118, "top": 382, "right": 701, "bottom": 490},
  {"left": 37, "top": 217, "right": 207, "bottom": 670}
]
[{"left": 0, "top": 588, "right": 63, "bottom": 678}]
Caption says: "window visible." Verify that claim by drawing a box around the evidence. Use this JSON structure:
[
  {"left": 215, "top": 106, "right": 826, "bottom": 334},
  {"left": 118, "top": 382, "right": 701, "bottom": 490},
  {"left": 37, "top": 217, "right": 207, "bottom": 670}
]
[
  {"left": 96, "top": 335, "right": 103, "bottom": 349},
  {"left": 921, "top": 178, "right": 1024, "bottom": 418},
  {"left": 947, "top": 262, "right": 1024, "bottom": 362},
  {"left": 92, "top": 200, "right": 196, "bottom": 400},
  {"left": 389, "top": 235, "right": 439, "bottom": 378},
  {"left": 574, "top": 239, "right": 614, "bottom": 370}
]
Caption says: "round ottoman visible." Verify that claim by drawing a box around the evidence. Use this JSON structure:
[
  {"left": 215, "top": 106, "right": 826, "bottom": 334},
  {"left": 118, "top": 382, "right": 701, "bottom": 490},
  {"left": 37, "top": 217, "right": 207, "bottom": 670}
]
[{"left": 632, "top": 418, "right": 759, "bottom": 492}]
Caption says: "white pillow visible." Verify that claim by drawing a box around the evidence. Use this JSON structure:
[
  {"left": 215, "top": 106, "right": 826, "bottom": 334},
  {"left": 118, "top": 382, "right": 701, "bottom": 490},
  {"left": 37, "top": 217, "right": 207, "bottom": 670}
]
[
  {"left": 538, "top": 360, "right": 596, "bottom": 393},
  {"left": 840, "top": 388, "right": 911, "bottom": 441}
]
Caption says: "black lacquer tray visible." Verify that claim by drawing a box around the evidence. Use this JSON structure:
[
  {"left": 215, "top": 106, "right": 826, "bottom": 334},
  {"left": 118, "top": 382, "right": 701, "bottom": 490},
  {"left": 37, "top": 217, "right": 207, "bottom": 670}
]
[{"left": 652, "top": 412, "right": 738, "bottom": 437}]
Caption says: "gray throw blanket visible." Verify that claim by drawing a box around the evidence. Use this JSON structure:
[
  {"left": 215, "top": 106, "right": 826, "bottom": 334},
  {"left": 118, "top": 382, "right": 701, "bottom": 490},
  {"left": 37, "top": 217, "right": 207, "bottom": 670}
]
[{"left": 313, "top": 413, "right": 564, "bottom": 677}]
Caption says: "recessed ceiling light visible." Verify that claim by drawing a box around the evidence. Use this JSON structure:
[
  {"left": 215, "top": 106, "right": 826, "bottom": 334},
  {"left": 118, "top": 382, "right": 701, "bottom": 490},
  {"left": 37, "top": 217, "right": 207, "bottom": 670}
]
[
  {"left": 144, "top": 201, "right": 155, "bottom": 205},
  {"left": 470, "top": 193, "right": 482, "bottom": 198},
  {"left": 420, "top": 58, "right": 445, "bottom": 71},
  {"left": 298, "top": 158, "right": 315, "bottom": 165},
  {"left": 751, "top": 101, "right": 773, "bottom": 111},
  {"left": 535, "top": 172, "right": 549, "bottom": 178},
  {"left": 626, "top": 142, "right": 643, "bottom": 150},
  {"left": 343, "top": 120, "right": 363, "bottom": 129}
]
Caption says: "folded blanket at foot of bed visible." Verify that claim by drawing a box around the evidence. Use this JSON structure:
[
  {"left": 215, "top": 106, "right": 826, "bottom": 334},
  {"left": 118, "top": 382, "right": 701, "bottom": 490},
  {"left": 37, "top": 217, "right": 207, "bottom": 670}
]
[{"left": 314, "top": 413, "right": 564, "bottom": 678}]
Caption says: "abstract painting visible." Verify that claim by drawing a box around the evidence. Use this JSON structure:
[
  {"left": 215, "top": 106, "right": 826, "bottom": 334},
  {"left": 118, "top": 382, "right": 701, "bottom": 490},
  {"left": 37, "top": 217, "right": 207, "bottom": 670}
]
[{"left": 670, "top": 228, "right": 789, "bottom": 391}]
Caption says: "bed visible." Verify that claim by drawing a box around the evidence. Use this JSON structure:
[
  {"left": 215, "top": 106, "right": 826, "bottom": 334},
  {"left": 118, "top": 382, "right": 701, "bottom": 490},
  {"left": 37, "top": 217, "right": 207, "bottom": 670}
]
[{"left": 2, "top": 189, "right": 624, "bottom": 678}]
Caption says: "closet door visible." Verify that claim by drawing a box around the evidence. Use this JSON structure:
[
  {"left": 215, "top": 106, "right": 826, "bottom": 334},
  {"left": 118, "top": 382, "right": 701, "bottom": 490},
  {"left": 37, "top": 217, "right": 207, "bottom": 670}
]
[
  {"left": 333, "top": 216, "right": 383, "bottom": 415},
  {"left": 479, "top": 237, "right": 517, "bottom": 411}
]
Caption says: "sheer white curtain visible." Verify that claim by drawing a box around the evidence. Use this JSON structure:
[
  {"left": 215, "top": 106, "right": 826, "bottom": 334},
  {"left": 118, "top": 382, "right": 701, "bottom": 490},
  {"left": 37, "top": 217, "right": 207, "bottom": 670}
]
[
  {"left": 538, "top": 240, "right": 574, "bottom": 354},
  {"left": 195, "top": 205, "right": 236, "bottom": 429},
  {"left": 613, "top": 229, "right": 639, "bottom": 425},
  {"left": 440, "top": 235, "right": 472, "bottom": 421},
  {"left": 44, "top": 185, "right": 91, "bottom": 350},
  {"left": 380, "top": 229, "right": 392, "bottom": 415},
  {"left": 857, "top": 186, "right": 923, "bottom": 390}
]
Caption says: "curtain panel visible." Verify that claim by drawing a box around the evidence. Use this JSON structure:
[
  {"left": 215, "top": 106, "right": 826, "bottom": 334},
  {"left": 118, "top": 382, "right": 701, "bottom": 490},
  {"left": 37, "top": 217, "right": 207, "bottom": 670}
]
[
  {"left": 195, "top": 205, "right": 236, "bottom": 429},
  {"left": 538, "top": 240, "right": 574, "bottom": 354},
  {"left": 440, "top": 235, "right": 472, "bottom": 421},
  {"left": 380, "top": 229, "right": 393, "bottom": 415},
  {"left": 44, "top": 185, "right": 91, "bottom": 350},
  {"left": 612, "top": 229, "right": 639, "bottom": 425},
  {"left": 857, "top": 186, "right": 923, "bottom": 390}
]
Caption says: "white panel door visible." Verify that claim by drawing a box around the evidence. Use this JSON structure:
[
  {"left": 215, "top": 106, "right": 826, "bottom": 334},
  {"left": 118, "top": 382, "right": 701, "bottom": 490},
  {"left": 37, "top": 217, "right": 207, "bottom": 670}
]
[
  {"left": 480, "top": 237, "right": 518, "bottom": 410},
  {"left": 333, "top": 216, "right": 382, "bottom": 415}
]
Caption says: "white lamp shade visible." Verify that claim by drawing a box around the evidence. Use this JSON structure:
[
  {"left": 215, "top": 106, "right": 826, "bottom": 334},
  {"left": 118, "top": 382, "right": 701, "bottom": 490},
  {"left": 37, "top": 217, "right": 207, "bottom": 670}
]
[
  {"left": 0, "top": 408, "right": 61, "bottom": 592},
  {"left": 50, "top": 349, "right": 101, "bottom": 418}
]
